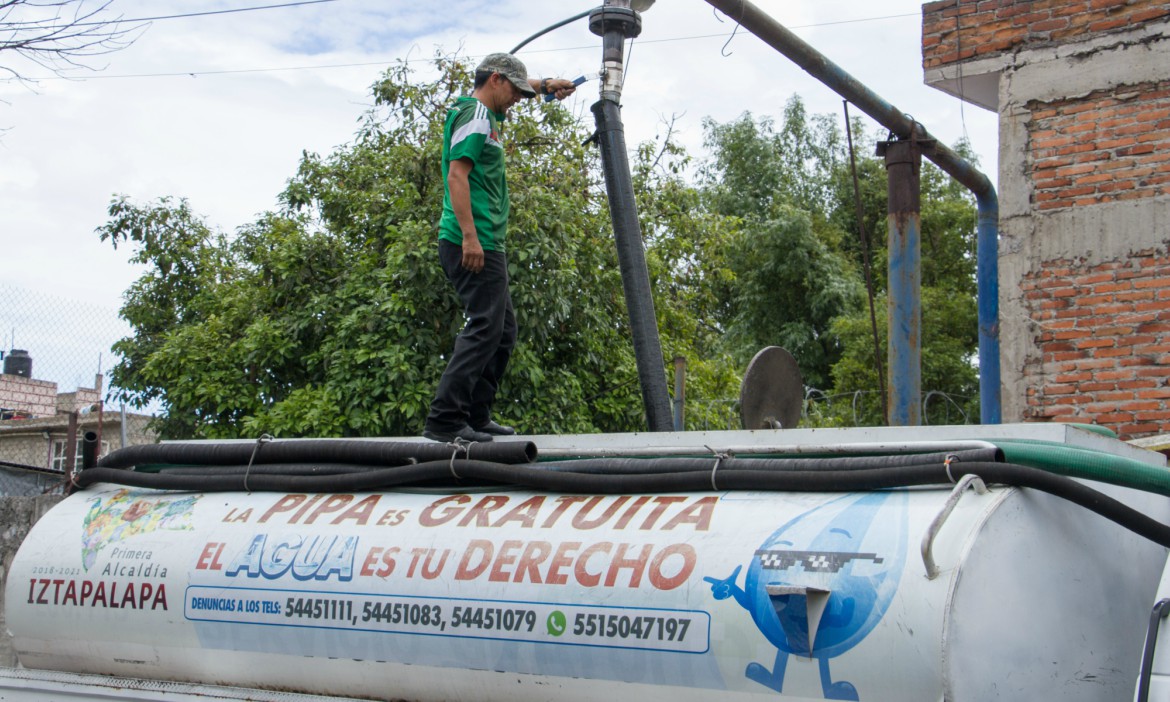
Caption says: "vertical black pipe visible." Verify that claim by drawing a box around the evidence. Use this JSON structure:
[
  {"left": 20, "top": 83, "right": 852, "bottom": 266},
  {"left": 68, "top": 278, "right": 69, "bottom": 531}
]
[
  {"left": 879, "top": 139, "right": 924, "bottom": 426},
  {"left": 592, "top": 99, "right": 673, "bottom": 432},
  {"left": 82, "top": 430, "right": 100, "bottom": 469}
]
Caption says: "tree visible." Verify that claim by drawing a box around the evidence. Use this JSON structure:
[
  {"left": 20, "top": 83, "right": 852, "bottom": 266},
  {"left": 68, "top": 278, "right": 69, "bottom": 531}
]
[
  {"left": 698, "top": 99, "right": 982, "bottom": 426},
  {"left": 1, "top": 1, "right": 141, "bottom": 84},
  {"left": 101, "top": 54, "right": 707, "bottom": 439},
  {"left": 102, "top": 62, "right": 985, "bottom": 437},
  {"left": 825, "top": 130, "right": 981, "bottom": 426},
  {"left": 699, "top": 98, "right": 863, "bottom": 390},
  {"left": 632, "top": 116, "right": 742, "bottom": 430}
]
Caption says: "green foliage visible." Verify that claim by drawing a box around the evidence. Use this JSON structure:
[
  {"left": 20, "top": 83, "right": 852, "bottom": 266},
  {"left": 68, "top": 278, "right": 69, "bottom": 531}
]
[
  {"left": 102, "top": 54, "right": 642, "bottom": 438},
  {"left": 699, "top": 99, "right": 862, "bottom": 390},
  {"left": 698, "top": 97, "right": 980, "bottom": 425},
  {"left": 102, "top": 61, "right": 984, "bottom": 438},
  {"left": 721, "top": 208, "right": 860, "bottom": 390},
  {"left": 632, "top": 120, "right": 742, "bottom": 430},
  {"left": 818, "top": 129, "right": 981, "bottom": 426}
]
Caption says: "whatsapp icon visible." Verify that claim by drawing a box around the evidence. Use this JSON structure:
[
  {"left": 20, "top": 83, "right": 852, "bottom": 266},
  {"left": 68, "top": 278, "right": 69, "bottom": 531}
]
[{"left": 546, "top": 610, "right": 567, "bottom": 637}]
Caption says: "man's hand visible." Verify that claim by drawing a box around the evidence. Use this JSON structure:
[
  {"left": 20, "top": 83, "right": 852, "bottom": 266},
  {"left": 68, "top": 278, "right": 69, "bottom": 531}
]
[
  {"left": 532, "top": 77, "right": 580, "bottom": 102},
  {"left": 546, "top": 77, "right": 578, "bottom": 101},
  {"left": 461, "top": 235, "right": 484, "bottom": 273},
  {"left": 447, "top": 158, "right": 483, "bottom": 272}
]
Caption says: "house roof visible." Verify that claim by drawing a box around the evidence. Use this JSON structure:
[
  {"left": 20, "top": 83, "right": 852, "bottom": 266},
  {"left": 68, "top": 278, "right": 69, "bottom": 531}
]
[{"left": 0, "top": 412, "right": 153, "bottom": 435}]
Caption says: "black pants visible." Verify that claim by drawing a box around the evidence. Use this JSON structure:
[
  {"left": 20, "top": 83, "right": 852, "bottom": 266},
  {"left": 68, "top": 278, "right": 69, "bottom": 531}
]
[{"left": 425, "top": 241, "right": 517, "bottom": 432}]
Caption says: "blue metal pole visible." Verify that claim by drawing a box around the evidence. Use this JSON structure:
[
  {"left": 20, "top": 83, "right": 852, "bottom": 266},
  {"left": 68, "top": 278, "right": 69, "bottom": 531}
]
[
  {"left": 880, "top": 139, "right": 923, "bottom": 426},
  {"left": 977, "top": 191, "right": 1001, "bottom": 424}
]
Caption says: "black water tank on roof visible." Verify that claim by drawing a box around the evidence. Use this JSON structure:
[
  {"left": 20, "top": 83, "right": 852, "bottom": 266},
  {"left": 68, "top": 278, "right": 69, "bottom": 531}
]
[{"left": 3, "top": 349, "right": 32, "bottom": 378}]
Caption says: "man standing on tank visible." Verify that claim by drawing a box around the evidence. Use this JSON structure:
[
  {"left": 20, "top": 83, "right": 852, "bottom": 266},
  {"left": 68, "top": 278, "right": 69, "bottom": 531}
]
[{"left": 423, "top": 53, "right": 577, "bottom": 443}]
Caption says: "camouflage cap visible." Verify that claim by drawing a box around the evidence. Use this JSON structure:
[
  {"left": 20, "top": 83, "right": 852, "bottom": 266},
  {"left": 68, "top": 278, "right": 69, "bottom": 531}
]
[{"left": 477, "top": 53, "right": 537, "bottom": 98}]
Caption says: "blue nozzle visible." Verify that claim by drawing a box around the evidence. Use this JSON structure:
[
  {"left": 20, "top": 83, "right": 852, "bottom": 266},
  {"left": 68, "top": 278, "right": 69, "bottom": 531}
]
[{"left": 544, "top": 75, "right": 587, "bottom": 102}]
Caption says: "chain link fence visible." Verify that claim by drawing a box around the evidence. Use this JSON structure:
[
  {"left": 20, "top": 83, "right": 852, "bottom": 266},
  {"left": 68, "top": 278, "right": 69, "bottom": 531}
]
[{"left": 0, "top": 283, "right": 156, "bottom": 495}]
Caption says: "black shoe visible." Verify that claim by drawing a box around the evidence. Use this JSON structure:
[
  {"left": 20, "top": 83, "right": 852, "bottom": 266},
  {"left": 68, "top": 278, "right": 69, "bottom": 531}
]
[
  {"left": 473, "top": 420, "right": 516, "bottom": 436},
  {"left": 422, "top": 425, "right": 493, "bottom": 443}
]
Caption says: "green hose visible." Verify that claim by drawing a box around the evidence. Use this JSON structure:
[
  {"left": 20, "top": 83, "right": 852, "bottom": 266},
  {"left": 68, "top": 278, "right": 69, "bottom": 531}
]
[
  {"left": 992, "top": 438, "right": 1170, "bottom": 497},
  {"left": 1061, "top": 423, "right": 1120, "bottom": 439}
]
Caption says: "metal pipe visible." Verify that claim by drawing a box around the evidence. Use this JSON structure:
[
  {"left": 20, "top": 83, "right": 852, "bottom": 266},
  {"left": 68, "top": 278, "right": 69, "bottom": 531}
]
[
  {"left": 510, "top": 10, "right": 592, "bottom": 54},
  {"left": 65, "top": 411, "right": 78, "bottom": 476},
  {"left": 703, "top": 0, "right": 1002, "bottom": 425},
  {"left": 976, "top": 192, "right": 1001, "bottom": 424},
  {"left": 81, "top": 431, "right": 99, "bottom": 470},
  {"left": 592, "top": 99, "right": 674, "bottom": 431},
  {"left": 880, "top": 139, "right": 925, "bottom": 425}
]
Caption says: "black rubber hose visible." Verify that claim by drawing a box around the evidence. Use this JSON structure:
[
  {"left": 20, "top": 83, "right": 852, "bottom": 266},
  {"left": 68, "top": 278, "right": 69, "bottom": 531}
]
[
  {"left": 510, "top": 9, "right": 591, "bottom": 54},
  {"left": 74, "top": 459, "right": 1170, "bottom": 549},
  {"left": 150, "top": 448, "right": 1001, "bottom": 478},
  {"left": 97, "top": 439, "right": 537, "bottom": 469},
  {"left": 82, "top": 431, "right": 100, "bottom": 470},
  {"left": 592, "top": 98, "right": 674, "bottom": 432},
  {"left": 75, "top": 464, "right": 445, "bottom": 492},
  {"left": 538, "top": 448, "right": 1003, "bottom": 474},
  {"left": 157, "top": 464, "right": 376, "bottom": 476}
]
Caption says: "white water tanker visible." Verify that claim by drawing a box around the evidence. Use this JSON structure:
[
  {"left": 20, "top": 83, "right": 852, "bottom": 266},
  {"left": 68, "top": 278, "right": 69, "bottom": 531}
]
[{"left": 4, "top": 425, "right": 1170, "bottom": 701}]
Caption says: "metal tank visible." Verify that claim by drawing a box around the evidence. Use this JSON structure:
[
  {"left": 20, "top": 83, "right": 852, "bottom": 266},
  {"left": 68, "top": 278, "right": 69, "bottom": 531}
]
[
  {"left": 6, "top": 426, "right": 1169, "bottom": 701},
  {"left": 2, "top": 348, "right": 32, "bottom": 378}
]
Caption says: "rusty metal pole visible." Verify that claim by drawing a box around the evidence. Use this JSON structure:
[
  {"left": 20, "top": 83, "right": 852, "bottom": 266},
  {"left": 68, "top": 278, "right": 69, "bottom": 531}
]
[
  {"left": 65, "top": 410, "right": 78, "bottom": 477},
  {"left": 672, "top": 356, "right": 687, "bottom": 431},
  {"left": 877, "top": 138, "right": 929, "bottom": 426}
]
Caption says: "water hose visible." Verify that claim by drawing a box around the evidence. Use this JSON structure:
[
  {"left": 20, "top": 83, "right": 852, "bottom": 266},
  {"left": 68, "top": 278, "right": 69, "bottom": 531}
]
[
  {"left": 537, "top": 448, "right": 1002, "bottom": 474},
  {"left": 993, "top": 439, "right": 1170, "bottom": 497},
  {"left": 97, "top": 439, "right": 537, "bottom": 469},
  {"left": 73, "top": 458, "right": 1170, "bottom": 549}
]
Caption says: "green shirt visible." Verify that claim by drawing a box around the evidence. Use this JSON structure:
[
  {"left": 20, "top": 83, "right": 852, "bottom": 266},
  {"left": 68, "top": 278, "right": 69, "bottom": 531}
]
[{"left": 439, "top": 96, "right": 509, "bottom": 252}]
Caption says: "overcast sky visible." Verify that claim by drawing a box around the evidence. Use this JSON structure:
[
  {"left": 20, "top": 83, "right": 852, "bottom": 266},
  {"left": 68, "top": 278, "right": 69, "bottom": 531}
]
[{"left": 0, "top": 0, "right": 998, "bottom": 393}]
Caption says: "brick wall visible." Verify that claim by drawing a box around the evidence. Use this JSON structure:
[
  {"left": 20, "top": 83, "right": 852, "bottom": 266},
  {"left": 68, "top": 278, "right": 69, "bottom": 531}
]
[
  {"left": 56, "top": 387, "right": 100, "bottom": 414},
  {"left": 1029, "top": 80, "right": 1170, "bottom": 211},
  {"left": 1021, "top": 251, "right": 1170, "bottom": 437},
  {"left": 922, "top": 0, "right": 1170, "bottom": 69},
  {"left": 0, "top": 376, "right": 57, "bottom": 418}
]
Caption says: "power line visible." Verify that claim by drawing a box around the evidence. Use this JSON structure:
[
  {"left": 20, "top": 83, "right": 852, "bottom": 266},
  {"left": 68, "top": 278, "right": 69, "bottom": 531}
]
[
  {"left": 37, "top": 10, "right": 919, "bottom": 81},
  {"left": 73, "top": 0, "right": 340, "bottom": 26},
  {"left": 68, "top": 59, "right": 391, "bottom": 80}
]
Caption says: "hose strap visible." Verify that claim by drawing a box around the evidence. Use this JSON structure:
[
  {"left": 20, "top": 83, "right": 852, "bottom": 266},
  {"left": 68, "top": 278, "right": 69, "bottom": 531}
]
[
  {"left": 448, "top": 438, "right": 473, "bottom": 480},
  {"left": 244, "top": 434, "right": 274, "bottom": 493},
  {"left": 943, "top": 453, "right": 959, "bottom": 484},
  {"left": 707, "top": 447, "right": 732, "bottom": 491}
]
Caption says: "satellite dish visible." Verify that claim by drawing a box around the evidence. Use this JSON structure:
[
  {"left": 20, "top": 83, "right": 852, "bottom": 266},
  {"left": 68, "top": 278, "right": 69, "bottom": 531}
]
[{"left": 740, "top": 346, "right": 803, "bottom": 430}]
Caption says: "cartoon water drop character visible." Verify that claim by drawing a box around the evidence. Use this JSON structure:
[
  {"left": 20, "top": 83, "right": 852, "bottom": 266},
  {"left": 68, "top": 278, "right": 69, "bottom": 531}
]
[{"left": 705, "top": 491, "right": 908, "bottom": 700}]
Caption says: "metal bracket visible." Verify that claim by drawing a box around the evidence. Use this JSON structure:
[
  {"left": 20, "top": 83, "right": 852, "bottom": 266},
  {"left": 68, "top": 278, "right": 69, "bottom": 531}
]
[
  {"left": 1136, "top": 598, "right": 1170, "bottom": 702},
  {"left": 921, "top": 473, "right": 988, "bottom": 580},
  {"left": 588, "top": 5, "right": 642, "bottom": 39}
]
